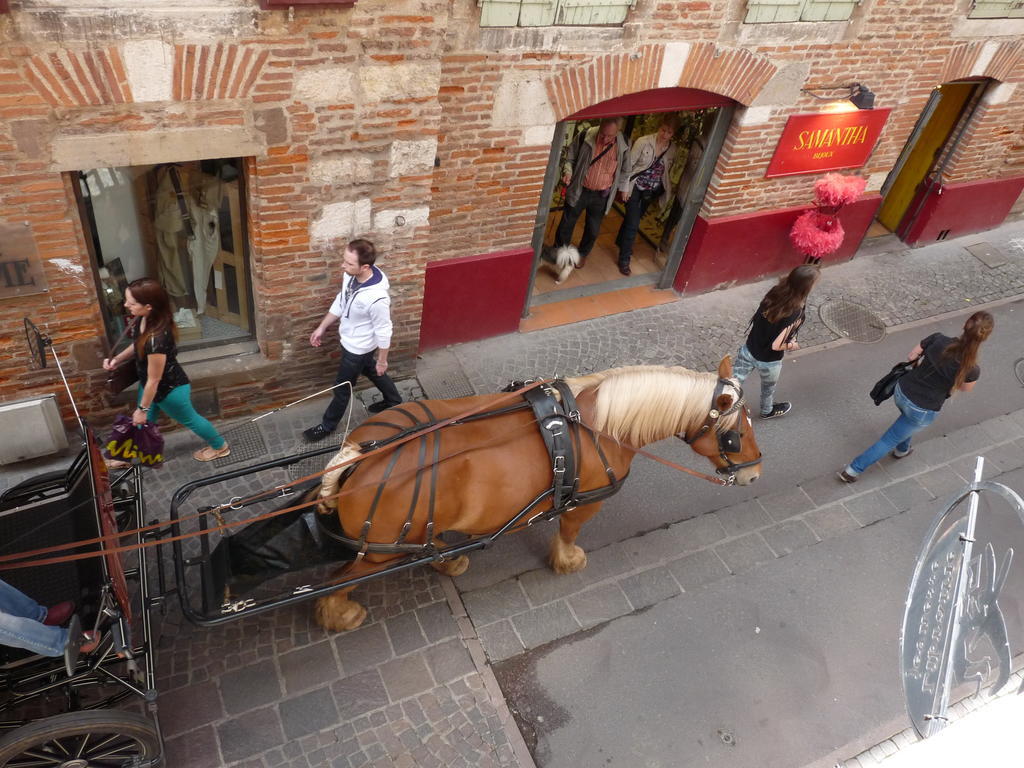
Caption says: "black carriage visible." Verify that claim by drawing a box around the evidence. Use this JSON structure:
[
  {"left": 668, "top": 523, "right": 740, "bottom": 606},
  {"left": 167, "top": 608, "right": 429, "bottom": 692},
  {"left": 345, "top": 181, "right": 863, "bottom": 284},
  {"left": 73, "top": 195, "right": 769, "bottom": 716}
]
[{"left": 0, "top": 428, "right": 162, "bottom": 767}]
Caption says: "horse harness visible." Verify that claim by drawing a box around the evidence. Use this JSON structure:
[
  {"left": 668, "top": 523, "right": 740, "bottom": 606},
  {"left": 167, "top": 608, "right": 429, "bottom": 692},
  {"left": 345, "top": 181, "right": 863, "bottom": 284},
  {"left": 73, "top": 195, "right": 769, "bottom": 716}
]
[
  {"left": 679, "top": 377, "right": 762, "bottom": 480},
  {"left": 315, "top": 380, "right": 624, "bottom": 559}
]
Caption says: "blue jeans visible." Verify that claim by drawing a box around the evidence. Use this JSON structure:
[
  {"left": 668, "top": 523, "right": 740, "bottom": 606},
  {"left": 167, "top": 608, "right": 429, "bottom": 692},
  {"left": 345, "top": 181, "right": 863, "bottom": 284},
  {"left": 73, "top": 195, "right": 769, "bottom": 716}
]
[
  {"left": 145, "top": 383, "right": 226, "bottom": 450},
  {"left": 615, "top": 187, "right": 660, "bottom": 267},
  {"left": 847, "top": 384, "right": 938, "bottom": 475},
  {"left": 732, "top": 345, "right": 782, "bottom": 416},
  {"left": 0, "top": 578, "right": 67, "bottom": 657}
]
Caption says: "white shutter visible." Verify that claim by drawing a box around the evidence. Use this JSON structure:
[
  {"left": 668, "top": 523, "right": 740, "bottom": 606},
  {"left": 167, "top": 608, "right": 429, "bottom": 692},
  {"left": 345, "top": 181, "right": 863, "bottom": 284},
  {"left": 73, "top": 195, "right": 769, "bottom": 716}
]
[
  {"left": 801, "top": 0, "right": 858, "bottom": 21},
  {"left": 555, "top": 0, "right": 634, "bottom": 25},
  {"left": 745, "top": 0, "right": 803, "bottom": 24},
  {"left": 970, "top": 0, "right": 1024, "bottom": 17},
  {"left": 516, "top": 0, "right": 557, "bottom": 25},
  {"left": 479, "top": 0, "right": 523, "bottom": 27}
]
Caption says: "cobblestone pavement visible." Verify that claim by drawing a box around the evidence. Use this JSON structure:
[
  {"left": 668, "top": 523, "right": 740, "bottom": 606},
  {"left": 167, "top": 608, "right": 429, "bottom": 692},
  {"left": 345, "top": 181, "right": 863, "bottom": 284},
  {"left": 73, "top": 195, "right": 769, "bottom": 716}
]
[
  {"left": 2, "top": 380, "right": 524, "bottom": 768},
  {"left": 441, "top": 223, "right": 1024, "bottom": 395}
]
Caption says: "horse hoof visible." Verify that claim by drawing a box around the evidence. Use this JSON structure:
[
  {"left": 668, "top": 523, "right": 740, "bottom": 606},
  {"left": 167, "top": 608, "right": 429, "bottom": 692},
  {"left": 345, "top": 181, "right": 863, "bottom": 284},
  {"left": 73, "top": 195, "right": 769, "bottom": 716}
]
[
  {"left": 550, "top": 545, "right": 587, "bottom": 574},
  {"left": 431, "top": 555, "right": 469, "bottom": 577},
  {"left": 315, "top": 596, "right": 367, "bottom": 632}
]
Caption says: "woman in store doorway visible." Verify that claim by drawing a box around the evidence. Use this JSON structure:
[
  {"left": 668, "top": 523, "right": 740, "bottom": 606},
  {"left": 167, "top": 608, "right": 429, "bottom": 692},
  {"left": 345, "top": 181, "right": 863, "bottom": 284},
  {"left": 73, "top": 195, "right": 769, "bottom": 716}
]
[
  {"left": 614, "top": 114, "right": 680, "bottom": 276},
  {"left": 102, "top": 277, "right": 229, "bottom": 463},
  {"left": 732, "top": 264, "right": 821, "bottom": 420},
  {"left": 838, "top": 311, "right": 994, "bottom": 483}
]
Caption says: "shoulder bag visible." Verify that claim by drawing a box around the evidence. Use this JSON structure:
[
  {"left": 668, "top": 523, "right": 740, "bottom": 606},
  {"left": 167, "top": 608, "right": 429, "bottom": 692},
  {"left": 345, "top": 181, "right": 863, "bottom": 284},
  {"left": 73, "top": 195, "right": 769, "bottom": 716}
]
[{"left": 869, "top": 360, "right": 916, "bottom": 406}]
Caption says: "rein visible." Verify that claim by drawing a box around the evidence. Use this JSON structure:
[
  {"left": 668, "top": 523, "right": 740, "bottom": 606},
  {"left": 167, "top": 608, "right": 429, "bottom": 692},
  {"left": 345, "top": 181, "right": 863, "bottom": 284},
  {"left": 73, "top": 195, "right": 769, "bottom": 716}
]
[{"left": 0, "top": 375, "right": 755, "bottom": 569}]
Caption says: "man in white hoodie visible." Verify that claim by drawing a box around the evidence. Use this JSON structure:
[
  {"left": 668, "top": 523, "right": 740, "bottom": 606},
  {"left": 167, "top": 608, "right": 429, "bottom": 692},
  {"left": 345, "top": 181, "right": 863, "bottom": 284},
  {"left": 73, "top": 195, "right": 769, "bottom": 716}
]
[{"left": 303, "top": 238, "right": 403, "bottom": 442}]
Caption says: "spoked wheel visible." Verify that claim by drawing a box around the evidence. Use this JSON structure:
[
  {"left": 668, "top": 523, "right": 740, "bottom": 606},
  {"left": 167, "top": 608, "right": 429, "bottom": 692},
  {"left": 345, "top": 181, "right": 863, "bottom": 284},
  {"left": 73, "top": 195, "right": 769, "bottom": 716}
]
[{"left": 0, "top": 711, "right": 161, "bottom": 767}]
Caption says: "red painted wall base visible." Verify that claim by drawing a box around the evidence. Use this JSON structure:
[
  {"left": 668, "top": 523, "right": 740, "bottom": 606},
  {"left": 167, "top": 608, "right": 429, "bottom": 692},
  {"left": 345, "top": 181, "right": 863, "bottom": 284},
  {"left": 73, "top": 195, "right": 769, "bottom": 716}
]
[
  {"left": 673, "top": 195, "right": 882, "bottom": 295},
  {"left": 900, "top": 176, "right": 1024, "bottom": 246},
  {"left": 419, "top": 247, "right": 534, "bottom": 352}
]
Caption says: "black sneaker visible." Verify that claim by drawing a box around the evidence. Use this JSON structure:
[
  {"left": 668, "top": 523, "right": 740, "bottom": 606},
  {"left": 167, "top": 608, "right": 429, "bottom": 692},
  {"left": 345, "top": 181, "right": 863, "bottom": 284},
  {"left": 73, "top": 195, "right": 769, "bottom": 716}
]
[
  {"left": 760, "top": 402, "right": 792, "bottom": 419},
  {"left": 302, "top": 424, "right": 333, "bottom": 443},
  {"left": 837, "top": 469, "right": 858, "bottom": 484},
  {"left": 367, "top": 401, "right": 401, "bottom": 414}
]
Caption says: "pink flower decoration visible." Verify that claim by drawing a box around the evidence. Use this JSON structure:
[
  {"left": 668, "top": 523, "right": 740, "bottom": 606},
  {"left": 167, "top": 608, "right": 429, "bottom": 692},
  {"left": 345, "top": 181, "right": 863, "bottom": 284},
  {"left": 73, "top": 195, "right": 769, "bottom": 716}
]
[
  {"left": 790, "top": 209, "right": 845, "bottom": 259},
  {"left": 814, "top": 173, "right": 867, "bottom": 208}
]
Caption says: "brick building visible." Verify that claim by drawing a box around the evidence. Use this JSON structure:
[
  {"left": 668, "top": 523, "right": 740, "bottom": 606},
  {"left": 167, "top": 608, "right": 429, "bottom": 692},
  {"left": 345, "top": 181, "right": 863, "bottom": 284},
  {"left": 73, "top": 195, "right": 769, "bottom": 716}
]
[{"left": 0, "top": 0, "right": 1022, "bottom": 429}]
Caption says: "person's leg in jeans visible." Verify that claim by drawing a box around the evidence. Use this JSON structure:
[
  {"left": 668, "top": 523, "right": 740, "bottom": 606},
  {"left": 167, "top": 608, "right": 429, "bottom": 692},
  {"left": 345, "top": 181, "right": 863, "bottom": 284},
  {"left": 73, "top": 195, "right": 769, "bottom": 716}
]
[
  {"left": 319, "top": 349, "right": 368, "bottom": 432},
  {"left": 0, "top": 581, "right": 67, "bottom": 657},
  {"left": 360, "top": 353, "right": 403, "bottom": 407},
  {"left": 554, "top": 196, "right": 586, "bottom": 249},
  {"left": 846, "top": 387, "right": 936, "bottom": 475},
  {"left": 577, "top": 189, "right": 609, "bottom": 258},
  {"left": 616, "top": 189, "right": 655, "bottom": 270},
  {"left": 731, "top": 345, "right": 756, "bottom": 386},
  {"left": 753, "top": 360, "right": 782, "bottom": 417},
  {"left": 150, "top": 384, "right": 226, "bottom": 449}
]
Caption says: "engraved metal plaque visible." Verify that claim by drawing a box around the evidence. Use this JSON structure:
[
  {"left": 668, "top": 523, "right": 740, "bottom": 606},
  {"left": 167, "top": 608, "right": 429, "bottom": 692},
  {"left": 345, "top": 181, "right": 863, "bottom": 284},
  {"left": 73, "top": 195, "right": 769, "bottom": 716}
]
[{"left": 901, "top": 463, "right": 1024, "bottom": 739}]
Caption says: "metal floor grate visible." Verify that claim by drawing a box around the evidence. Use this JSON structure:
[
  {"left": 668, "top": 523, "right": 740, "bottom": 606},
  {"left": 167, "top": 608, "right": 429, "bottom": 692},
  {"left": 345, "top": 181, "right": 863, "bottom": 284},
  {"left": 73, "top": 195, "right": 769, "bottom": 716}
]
[
  {"left": 213, "top": 421, "right": 268, "bottom": 468},
  {"left": 287, "top": 445, "right": 338, "bottom": 482},
  {"left": 417, "top": 365, "right": 475, "bottom": 400},
  {"left": 818, "top": 298, "right": 886, "bottom": 343}
]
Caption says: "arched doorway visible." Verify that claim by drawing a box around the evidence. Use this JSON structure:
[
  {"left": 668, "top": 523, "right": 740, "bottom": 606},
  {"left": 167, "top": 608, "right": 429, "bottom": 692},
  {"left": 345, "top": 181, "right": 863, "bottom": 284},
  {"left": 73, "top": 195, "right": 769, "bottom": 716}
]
[{"left": 522, "top": 88, "right": 736, "bottom": 320}]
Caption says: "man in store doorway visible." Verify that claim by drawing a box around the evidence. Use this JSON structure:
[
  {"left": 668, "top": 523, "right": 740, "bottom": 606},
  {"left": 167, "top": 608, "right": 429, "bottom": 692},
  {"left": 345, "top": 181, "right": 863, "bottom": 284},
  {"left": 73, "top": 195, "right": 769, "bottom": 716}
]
[
  {"left": 303, "top": 238, "right": 403, "bottom": 442},
  {"left": 554, "top": 117, "right": 631, "bottom": 267}
]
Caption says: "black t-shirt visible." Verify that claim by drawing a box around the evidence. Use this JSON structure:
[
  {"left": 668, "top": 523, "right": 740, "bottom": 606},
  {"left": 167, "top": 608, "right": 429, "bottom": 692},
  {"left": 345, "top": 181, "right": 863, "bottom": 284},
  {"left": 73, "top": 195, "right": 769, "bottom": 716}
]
[
  {"left": 746, "top": 304, "right": 803, "bottom": 363},
  {"left": 898, "top": 333, "right": 980, "bottom": 412},
  {"left": 131, "top": 326, "right": 189, "bottom": 402}
]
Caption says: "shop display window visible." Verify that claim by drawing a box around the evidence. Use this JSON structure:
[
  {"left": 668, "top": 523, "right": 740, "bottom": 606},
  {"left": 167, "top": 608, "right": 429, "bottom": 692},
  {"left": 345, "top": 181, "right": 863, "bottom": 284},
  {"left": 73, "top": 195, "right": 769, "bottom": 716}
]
[{"left": 76, "top": 158, "right": 253, "bottom": 350}]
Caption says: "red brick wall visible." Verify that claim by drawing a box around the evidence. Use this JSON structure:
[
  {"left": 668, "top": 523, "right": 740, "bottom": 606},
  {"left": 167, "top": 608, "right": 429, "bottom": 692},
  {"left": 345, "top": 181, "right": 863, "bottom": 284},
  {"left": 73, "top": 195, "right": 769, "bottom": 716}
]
[{"left": 0, "top": 0, "right": 1022, "bottom": 425}]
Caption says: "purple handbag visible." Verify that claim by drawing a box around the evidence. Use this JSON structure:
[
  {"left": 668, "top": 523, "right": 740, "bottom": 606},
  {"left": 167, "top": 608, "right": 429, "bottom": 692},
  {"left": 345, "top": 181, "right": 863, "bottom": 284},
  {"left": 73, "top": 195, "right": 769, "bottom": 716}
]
[{"left": 105, "top": 413, "right": 165, "bottom": 466}]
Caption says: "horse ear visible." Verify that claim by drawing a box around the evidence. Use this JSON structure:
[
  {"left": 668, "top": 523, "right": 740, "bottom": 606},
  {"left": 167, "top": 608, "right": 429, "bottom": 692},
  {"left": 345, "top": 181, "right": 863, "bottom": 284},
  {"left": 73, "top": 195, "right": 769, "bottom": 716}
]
[
  {"left": 717, "top": 355, "right": 733, "bottom": 379},
  {"left": 715, "top": 392, "right": 734, "bottom": 412}
]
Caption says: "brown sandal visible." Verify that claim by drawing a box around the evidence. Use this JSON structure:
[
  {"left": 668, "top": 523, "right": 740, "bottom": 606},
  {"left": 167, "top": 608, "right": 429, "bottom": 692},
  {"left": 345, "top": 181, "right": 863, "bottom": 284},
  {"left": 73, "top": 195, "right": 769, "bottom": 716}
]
[{"left": 193, "top": 444, "right": 230, "bottom": 462}]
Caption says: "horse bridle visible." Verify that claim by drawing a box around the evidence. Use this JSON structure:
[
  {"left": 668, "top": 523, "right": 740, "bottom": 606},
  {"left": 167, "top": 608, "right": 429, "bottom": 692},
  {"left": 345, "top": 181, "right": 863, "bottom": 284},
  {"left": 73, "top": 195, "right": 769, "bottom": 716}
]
[{"left": 680, "top": 378, "right": 762, "bottom": 479}]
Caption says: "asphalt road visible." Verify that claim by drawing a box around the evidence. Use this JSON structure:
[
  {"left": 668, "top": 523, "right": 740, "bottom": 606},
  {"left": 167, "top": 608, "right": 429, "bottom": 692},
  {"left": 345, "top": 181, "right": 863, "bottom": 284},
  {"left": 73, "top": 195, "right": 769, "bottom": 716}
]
[{"left": 462, "top": 298, "right": 1024, "bottom": 767}]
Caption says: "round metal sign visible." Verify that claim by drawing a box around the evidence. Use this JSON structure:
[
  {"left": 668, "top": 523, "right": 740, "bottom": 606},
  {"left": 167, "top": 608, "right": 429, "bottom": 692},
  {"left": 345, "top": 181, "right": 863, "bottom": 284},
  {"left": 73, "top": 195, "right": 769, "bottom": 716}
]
[{"left": 901, "top": 475, "right": 1024, "bottom": 738}]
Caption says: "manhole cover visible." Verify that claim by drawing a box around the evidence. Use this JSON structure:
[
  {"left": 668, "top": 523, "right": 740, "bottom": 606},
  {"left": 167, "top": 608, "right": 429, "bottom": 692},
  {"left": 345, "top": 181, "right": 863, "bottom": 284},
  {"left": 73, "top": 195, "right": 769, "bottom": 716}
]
[
  {"left": 212, "top": 421, "right": 268, "bottom": 468},
  {"left": 818, "top": 299, "right": 886, "bottom": 343}
]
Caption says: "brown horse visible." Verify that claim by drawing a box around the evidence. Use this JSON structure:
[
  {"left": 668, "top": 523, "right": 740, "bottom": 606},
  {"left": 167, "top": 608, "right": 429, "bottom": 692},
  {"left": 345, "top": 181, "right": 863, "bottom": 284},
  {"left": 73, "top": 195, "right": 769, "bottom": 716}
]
[{"left": 313, "top": 358, "right": 761, "bottom": 631}]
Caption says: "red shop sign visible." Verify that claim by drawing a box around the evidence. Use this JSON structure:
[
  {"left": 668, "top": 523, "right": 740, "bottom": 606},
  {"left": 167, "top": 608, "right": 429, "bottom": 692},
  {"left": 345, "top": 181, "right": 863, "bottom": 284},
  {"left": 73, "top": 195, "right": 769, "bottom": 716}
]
[{"left": 765, "top": 108, "right": 891, "bottom": 178}]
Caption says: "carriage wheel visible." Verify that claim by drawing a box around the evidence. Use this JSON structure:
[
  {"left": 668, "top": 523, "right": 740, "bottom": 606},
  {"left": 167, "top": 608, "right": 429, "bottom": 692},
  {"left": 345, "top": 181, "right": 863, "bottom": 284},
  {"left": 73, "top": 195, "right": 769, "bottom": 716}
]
[{"left": 0, "top": 710, "right": 161, "bottom": 767}]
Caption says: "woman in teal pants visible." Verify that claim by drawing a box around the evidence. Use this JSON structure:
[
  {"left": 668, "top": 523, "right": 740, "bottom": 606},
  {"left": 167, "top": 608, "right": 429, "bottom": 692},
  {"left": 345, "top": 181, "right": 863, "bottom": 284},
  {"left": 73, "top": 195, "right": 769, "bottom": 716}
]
[{"left": 102, "top": 277, "right": 229, "bottom": 463}]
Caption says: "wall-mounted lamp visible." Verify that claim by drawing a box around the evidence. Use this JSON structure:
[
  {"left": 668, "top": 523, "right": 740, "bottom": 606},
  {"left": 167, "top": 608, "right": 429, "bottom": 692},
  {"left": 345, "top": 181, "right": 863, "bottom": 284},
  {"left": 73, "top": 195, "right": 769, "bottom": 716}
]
[{"left": 801, "top": 82, "right": 876, "bottom": 111}]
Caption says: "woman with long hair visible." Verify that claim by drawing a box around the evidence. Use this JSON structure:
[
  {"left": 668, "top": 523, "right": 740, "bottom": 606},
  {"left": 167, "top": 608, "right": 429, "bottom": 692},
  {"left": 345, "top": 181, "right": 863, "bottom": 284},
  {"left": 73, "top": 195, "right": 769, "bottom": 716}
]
[
  {"left": 839, "top": 311, "right": 994, "bottom": 482},
  {"left": 732, "top": 264, "right": 820, "bottom": 419},
  {"left": 102, "top": 277, "right": 229, "bottom": 463}
]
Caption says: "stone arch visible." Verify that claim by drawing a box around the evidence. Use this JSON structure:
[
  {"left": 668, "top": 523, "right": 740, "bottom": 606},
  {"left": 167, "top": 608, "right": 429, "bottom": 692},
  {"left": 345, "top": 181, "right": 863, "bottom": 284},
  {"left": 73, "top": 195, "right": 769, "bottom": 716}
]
[
  {"left": 543, "top": 42, "right": 777, "bottom": 120},
  {"left": 942, "top": 40, "right": 1023, "bottom": 83}
]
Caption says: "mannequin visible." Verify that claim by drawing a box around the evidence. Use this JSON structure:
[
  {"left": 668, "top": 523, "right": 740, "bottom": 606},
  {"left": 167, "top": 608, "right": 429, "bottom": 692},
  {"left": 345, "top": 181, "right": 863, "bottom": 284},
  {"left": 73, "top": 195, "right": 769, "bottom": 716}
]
[
  {"left": 153, "top": 165, "right": 191, "bottom": 299},
  {"left": 187, "top": 174, "right": 223, "bottom": 314}
]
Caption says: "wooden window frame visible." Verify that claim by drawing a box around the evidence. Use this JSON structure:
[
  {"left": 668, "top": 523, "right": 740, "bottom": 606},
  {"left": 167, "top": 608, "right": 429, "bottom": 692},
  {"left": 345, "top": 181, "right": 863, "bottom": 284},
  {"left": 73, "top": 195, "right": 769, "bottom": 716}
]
[
  {"left": 968, "top": 0, "right": 1024, "bottom": 18},
  {"left": 259, "top": 0, "right": 356, "bottom": 9},
  {"left": 744, "top": 0, "right": 859, "bottom": 24}
]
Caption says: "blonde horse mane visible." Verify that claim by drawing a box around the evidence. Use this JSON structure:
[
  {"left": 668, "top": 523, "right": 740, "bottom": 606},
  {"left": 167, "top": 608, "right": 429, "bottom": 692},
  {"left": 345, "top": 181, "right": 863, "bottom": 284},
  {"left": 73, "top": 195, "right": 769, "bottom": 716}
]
[{"left": 565, "top": 365, "right": 738, "bottom": 447}]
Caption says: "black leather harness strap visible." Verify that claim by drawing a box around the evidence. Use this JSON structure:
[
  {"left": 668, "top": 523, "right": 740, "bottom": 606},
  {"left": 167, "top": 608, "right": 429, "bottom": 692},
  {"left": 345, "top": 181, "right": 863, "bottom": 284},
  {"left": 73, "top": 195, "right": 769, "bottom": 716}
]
[{"left": 315, "top": 378, "right": 625, "bottom": 557}]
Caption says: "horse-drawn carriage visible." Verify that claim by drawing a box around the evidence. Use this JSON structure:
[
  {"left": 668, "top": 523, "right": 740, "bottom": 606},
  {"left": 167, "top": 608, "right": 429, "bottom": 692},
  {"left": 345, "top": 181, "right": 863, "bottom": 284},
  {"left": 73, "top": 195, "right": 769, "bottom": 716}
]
[{"left": 0, "top": 320, "right": 762, "bottom": 766}]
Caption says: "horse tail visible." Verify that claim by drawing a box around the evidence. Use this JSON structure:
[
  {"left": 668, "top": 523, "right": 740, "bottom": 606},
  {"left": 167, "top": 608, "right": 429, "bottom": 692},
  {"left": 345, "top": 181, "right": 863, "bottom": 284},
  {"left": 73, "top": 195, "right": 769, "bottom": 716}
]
[{"left": 318, "top": 443, "right": 362, "bottom": 514}]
